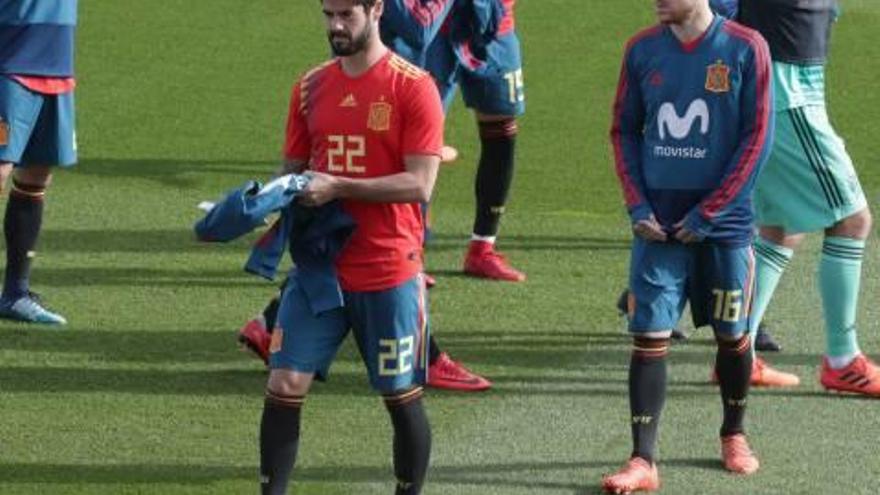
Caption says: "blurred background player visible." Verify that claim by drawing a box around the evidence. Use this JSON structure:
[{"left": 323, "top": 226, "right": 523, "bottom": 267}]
[
  {"left": 258, "top": 1, "right": 441, "bottom": 493},
  {"left": 733, "top": 0, "right": 880, "bottom": 396},
  {"left": 0, "top": 0, "right": 77, "bottom": 325},
  {"left": 384, "top": 0, "right": 526, "bottom": 282},
  {"left": 603, "top": 0, "right": 772, "bottom": 491}
]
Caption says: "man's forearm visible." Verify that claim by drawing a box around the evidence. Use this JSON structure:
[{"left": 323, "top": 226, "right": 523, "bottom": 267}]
[{"left": 334, "top": 171, "right": 435, "bottom": 204}]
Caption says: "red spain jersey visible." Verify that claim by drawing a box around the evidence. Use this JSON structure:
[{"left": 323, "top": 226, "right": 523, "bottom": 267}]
[{"left": 284, "top": 51, "right": 444, "bottom": 292}]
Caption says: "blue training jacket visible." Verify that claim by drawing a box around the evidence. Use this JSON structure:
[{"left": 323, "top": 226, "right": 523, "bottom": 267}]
[
  {"left": 0, "top": 0, "right": 77, "bottom": 77},
  {"left": 194, "top": 175, "right": 356, "bottom": 315}
]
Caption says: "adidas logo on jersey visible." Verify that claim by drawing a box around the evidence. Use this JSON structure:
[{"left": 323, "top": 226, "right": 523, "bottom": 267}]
[{"left": 339, "top": 94, "right": 357, "bottom": 107}]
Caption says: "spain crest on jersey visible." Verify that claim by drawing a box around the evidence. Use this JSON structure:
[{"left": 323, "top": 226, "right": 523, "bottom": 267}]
[
  {"left": 705, "top": 60, "right": 731, "bottom": 93},
  {"left": 368, "top": 102, "right": 392, "bottom": 132}
]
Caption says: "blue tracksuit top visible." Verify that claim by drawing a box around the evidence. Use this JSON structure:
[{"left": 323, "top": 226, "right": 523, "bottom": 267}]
[
  {"left": 611, "top": 15, "right": 773, "bottom": 245},
  {"left": 194, "top": 175, "right": 356, "bottom": 315},
  {"left": 0, "top": 0, "right": 77, "bottom": 77}
]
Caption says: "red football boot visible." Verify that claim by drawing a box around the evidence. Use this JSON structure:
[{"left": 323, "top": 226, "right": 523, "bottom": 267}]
[
  {"left": 427, "top": 353, "right": 492, "bottom": 391},
  {"left": 820, "top": 354, "right": 880, "bottom": 397},
  {"left": 463, "top": 240, "right": 526, "bottom": 282},
  {"left": 237, "top": 316, "right": 271, "bottom": 365}
]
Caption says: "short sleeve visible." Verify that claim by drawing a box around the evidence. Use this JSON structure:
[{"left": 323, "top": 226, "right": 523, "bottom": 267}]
[
  {"left": 283, "top": 81, "right": 311, "bottom": 161},
  {"left": 400, "top": 77, "right": 444, "bottom": 157}
]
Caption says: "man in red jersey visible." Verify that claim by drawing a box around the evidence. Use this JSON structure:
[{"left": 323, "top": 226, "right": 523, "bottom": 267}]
[{"left": 258, "top": 1, "right": 442, "bottom": 494}]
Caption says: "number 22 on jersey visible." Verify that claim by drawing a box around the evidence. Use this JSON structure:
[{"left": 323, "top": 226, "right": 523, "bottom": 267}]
[{"left": 327, "top": 135, "right": 366, "bottom": 174}]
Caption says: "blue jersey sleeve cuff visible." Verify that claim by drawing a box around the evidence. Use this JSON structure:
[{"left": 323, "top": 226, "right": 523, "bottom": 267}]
[
  {"left": 628, "top": 204, "right": 653, "bottom": 224},
  {"left": 682, "top": 211, "right": 713, "bottom": 239}
]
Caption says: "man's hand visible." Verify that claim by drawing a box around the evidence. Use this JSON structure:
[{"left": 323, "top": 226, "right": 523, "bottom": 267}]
[
  {"left": 300, "top": 172, "right": 340, "bottom": 207},
  {"left": 633, "top": 215, "right": 667, "bottom": 242},
  {"left": 673, "top": 220, "right": 701, "bottom": 243}
]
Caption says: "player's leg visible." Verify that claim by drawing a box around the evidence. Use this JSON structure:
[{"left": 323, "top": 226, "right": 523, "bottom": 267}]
[
  {"left": 748, "top": 104, "right": 847, "bottom": 376},
  {"left": 818, "top": 207, "right": 880, "bottom": 394},
  {"left": 259, "top": 278, "right": 348, "bottom": 494},
  {"left": 261, "top": 369, "right": 312, "bottom": 495},
  {"left": 602, "top": 239, "right": 684, "bottom": 493},
  {"left": 750, "top": 228, "right": 802, "bottom": 344},
  {"left": 0, "top": 77, "right": 72, "bottom": 324},
  {"left": 707, "top": 230, "right": 798, "bottom": 388},
  {"left": 349, "top": 275, "right": 432, "bottom": 494},
  {"left": 459, "top": 33, "right": 526, "bottom": 282},
  {"left": 699, "top": 244, "right": 759, "bottom": 474}
]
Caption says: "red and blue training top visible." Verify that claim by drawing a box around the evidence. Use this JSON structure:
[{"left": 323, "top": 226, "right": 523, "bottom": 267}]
[{"left": 611, "top": 15, "right": 773, "bottom": 245}]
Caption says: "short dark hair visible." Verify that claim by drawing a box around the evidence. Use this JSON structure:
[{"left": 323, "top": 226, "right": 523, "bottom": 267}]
[{"left": 319, "top": 0, "right": 378, "bottom": 9}]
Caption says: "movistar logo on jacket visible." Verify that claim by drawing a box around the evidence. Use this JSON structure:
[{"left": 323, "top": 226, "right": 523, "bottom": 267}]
[{"left": 654, "top": 98, "right": 709, "bottom": 159}]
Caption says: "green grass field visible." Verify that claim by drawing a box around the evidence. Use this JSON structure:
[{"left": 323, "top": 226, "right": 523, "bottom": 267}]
[{"left": 2, "top": 1, "right": 880, "bottom": 493}]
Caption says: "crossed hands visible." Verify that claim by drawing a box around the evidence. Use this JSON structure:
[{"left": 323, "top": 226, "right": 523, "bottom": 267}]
[{"left": 632, "top": 215, "right": 700, "bottom": 243}]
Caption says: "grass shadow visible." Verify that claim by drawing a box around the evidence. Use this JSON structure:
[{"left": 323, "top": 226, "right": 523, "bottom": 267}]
[
  {"left": 39, "top": 228, "right": 258, "bottom": 254},
  {"left": 0, "top": 366, "right": 369, "bottom": 397},
  {"left": 74, "top": 158, "right": 271, "bottom": 188},
  {"left": 24, "top": 266, "right": 270, "bottom": 288},
  {"left": 425, "top": 233, "right": 630, "bottom": 253}
]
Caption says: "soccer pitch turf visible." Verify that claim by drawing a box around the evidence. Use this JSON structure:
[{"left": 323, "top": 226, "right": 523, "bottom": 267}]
[{"left": 1, "top": 1, "right": 879, "bottom": 493}]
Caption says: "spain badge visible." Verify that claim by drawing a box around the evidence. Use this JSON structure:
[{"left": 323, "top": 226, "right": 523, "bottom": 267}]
[
  {"left": 367, "top": 101, "right": 392, "bottom": 132},
  {"left": 705, "top": 60, "right": 731, "bottom": 94}
]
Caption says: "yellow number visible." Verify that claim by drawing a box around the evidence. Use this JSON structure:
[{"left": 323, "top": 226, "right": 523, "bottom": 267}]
[
  {"left": 378, "top": 336, "right": 415, "bottom": 376},
  {"left": 712, "top": 289, "right": 743, "bottom": 323},
  {"left": 503, "top": 69, "right": 524, "bottom": 104},
  {"left": 326, "top": 135, "right": 366, "bottom": 174},
  {"left": 327, "top": 135, "right": 345, "bottom": 172},
  {"left": 346, "top": 135, "right": 366, "bottom": 174}
]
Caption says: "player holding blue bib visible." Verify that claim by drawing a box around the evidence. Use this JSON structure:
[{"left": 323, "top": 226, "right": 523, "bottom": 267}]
[
  {"left": 258, "top": 1, "right": 443, "bottom": 493},
  {"left": 383, "top": 0, "right": 527, "bottom": 282},
  {"left": 603, "top": 0, "right": 772, "bottom": 491},
  {"left": 0, "top": 0, "right": 77, "bottom": 325}
]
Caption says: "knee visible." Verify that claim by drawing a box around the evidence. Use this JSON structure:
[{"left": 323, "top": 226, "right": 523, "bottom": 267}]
[
  {"left": 13, "top": 166, "right": 53, "bottom": 189},
  {"left": 0, "top": 163, "right": 12, "bottom": 194},
  {"left": 266, "top": 370, "right": 313, "bottom": 397},
  {"left": 831, "top": 208, "right": 872, "bottom": 239}
]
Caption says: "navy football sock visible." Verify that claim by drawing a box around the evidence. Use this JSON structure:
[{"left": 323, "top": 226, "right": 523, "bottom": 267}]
[
  {"left": 262, "top": 296, "right": 281, "bottom": 333},
  {"left": 473, "top": 119, "right": 517, "bottom": 238},
  {"left": 715, "top": 334, "right": 752, "bottom": 436},
  {"left": 428, "top": 335, "right": 441, "bottom": 365},
  {"left": 260, "top": 390, "right": 304, "bottom": 495},
  {"left": 385, "top": 389, "right": 431, "bottom": 495},
  {"left": 3, "top": 179, "right": 45, "bottom": 300},
  {"left": 629, "top": 337, "right": 669, "bottom": 463}
]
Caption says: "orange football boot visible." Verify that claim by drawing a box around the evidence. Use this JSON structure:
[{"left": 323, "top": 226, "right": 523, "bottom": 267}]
[{"left": 602, "top": 457, "right": 660, "bottom": 494}]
